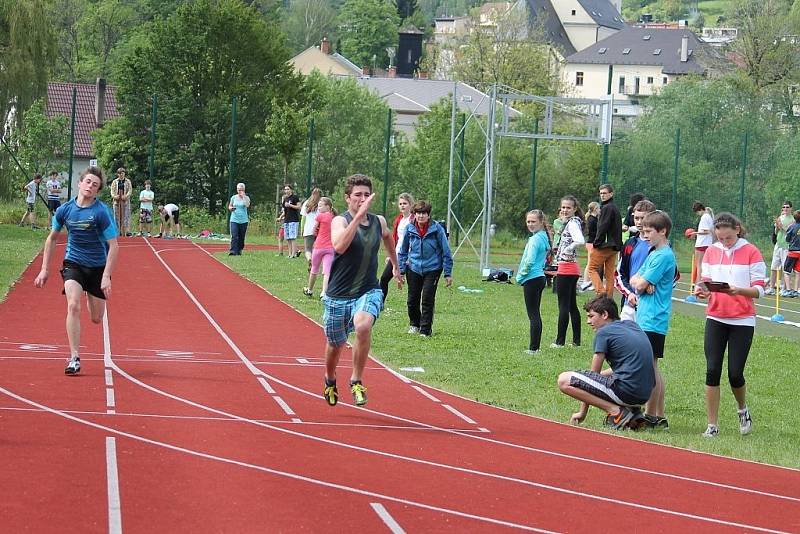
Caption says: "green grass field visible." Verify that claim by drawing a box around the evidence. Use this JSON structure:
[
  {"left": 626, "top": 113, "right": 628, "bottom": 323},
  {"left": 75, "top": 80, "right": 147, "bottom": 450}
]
[{"left": 2, "top": 222, "right": 798, "bottom": 468}]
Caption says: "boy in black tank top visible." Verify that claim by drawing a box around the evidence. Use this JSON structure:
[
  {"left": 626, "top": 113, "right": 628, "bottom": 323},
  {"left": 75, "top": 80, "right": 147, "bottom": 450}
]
[{"left": 322, "top": 175, "right": 402, "bottom": 407}]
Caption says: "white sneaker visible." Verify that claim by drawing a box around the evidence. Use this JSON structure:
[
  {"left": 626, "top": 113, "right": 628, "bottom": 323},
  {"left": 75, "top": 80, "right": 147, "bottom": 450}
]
[
  {"left": 764, "top": 287, "right": 775, "bottom": 296},
  {"left": 523, "top": 349, "right": 539, "bottom": 355},
  {"left": 408, "top": 326, "right": 420, "bottom": 334},
  {"left": 738, "top": 407, "right": 752, "bottom": 435},
  {"left": 702, "top": 424, "right": 719, "bottom": 438},
  {"left": 580, "top": 282, "right": 593, "bottom": 292},
  {"left": 550, "top": 343, "right": 564, "bottom": 349},
  {"left": 65, "top": 356, "right": 81, "bottom": 375}
]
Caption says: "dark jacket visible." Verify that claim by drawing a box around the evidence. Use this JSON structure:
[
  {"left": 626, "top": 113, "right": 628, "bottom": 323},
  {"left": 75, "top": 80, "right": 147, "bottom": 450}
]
[{"left": 593, "top": 198, "right": 623, "bottom": 250}]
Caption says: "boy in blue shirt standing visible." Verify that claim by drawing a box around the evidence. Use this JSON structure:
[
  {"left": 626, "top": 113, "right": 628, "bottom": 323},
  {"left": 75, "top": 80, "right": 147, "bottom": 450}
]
[
  {"left": 630, "top": 210, "right": 676, "bottom": 429},
  {"left": 35, "top": 167, "right": 119, "bottom": 375}
]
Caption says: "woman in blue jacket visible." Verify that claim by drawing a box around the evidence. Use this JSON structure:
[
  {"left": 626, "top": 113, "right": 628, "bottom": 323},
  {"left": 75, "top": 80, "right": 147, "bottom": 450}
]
[
  {"left": 398, "top": 201, "right": 454, "bottom": 337},
  {"left": 516, "top": 209, "right": 550, "bottom": 353}
]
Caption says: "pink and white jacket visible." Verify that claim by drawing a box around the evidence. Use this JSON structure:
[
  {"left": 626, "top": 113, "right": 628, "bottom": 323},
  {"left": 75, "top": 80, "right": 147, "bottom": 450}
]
[{"left": 701, "top": 239, "right": 766, "bottom": 325}]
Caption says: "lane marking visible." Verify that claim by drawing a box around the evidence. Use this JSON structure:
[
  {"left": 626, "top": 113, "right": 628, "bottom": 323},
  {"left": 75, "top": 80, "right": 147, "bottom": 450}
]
[
  {"left": 370, "top": 503, "right": 406, "bottom": 534},
  {"left": 1, "top": 387, "right": 556, "bottom": 533},
  {"left": 412, "top": 385, "right": 440, "bottom": 403},
  {"left": 292, "top": 417, "right": 302, "bottom": 423},
  {"left": 160, "top": 243, "right": 800, "bottom": 501},
  {"left": 106, "top": 388, "right": 116, "bottom": 409},
  {"left": 105, "top": 370, "right": 114, "bottom": 387},
  {"left": 106, "top": 437, "right": 122, "bottom": 534},
  {"left": 442, "top": 404, "right": 477, "bottom": 425},
  {"left": 296, "top": 358, "right": 310, "bottom": 364},
  {"left": 257, "top": 376, "right": 276, "bottom": 394},
  {"left": 272, "top": 396, "right": 296, "bottom": 416}
]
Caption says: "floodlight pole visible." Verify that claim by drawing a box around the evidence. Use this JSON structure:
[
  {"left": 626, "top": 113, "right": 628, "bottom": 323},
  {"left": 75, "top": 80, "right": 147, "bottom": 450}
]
[
  {"left": 227, "top": 96, "right": 237, "bottom": 225},
  {"left": 446, "top": 81, "right": 457, "bottom": 237},
  {"left": 480, "top": 84, "right": 498, "bottom": 273},
  {"left": 599, "top": 65, "right": 613, "bottom": 184}
]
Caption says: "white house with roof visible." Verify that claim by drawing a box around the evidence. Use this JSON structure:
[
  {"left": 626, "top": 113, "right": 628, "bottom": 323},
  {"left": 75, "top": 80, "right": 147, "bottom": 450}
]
[
  {"left": 290, "top": 38, "right": 362, "bottom": 77},
  {"left": 526, "top": 0, "right": 626, "bottom": 58},
  {"left": 562, "top": 28, "right": 706, "bottom": 116}
]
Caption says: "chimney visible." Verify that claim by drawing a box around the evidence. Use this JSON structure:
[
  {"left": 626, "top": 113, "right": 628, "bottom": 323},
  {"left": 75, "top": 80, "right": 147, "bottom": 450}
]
[
  {"left": 95, "top": 78, "right": 107, "bottom": 127},
  {"left": 680, "top": 35, "right": 689, "bottom": 62},
  {"left": 320, "top": 37, "right": 331, "bottom": 55},
  {"left": 388, "top": 65, "right": 397, "bottom": 78}
]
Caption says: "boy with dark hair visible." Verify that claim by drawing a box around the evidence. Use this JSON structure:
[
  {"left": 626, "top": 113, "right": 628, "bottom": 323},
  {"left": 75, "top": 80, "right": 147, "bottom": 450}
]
[
  {"left": 557, "top": 296, "right": 654, "bottom": 429},
  {"left": 589, "top": 183, "right": 622, "bottom": 297},
  {"left": 45, "top": 171, "right": 62, "bottom": 226},
  {"left": 614, "top": 199, "right": 656, "bottom": 320},
  {"left": 322, "top": 174, "right": 402, "bottom": 407},
  {"left": 34, "top": 167, "right": 119, "bottom": 375},
  {"left": 630, "top": 210, "right": 676, "bottom": 429},
  {"left": 282, "top": 184, "right": 302, "bottom": 258},
  {"left": 19, "top": 174, "right": 43, "bottom": 228}
]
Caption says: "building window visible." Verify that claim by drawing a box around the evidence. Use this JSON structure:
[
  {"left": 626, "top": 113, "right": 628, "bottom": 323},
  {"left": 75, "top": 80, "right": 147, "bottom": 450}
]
[
  {"left": 647, "top": 76, "right": 654, "bottom": 84},
  {"left": 663, "top": 76, "right": 668, "bottom": 84},
  {"left": 571, "top": 9, "right": 576, "bottom": 15},
  {"left": 623, "top": 48, "right": 631, "bottom": 54},
  {"left": 634, "top": 76, "right": 640, "bottom": 94},
  {"left": 576, "top": 72, "right": 584, "bottom": 86},
  {"left": 618, "top": 76, "right": 625, "bottom": 93}
]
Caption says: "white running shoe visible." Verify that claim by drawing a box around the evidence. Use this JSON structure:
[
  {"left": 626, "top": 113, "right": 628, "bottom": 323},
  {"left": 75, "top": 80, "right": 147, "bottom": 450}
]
[
  {"left": 702, "top": 424, "right": 719, "bottom": 438},
  {"left": 738, "top": 407, "right": 752, "bottom": 435},
  {"left": 407, "top": 326, "right": 420, "bottom": 334},
  {"left": 550, "top": 343, "right": 565, "bottom": 349},
  {"left": 65, "top": 356, "right": 81, "bottom": 375}
]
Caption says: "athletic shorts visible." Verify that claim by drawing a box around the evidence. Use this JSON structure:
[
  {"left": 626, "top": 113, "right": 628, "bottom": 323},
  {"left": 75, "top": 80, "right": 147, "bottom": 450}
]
[
  {"left": 26, "top": 202, "right": 35, "bottom": 213},
  {"left": 771, "top": 246, "right": 788, "bottom": 271},
  {"left": 60, "top": 260, "right": 106, "bottom": 300},
  {"left": 283, "top": 221, "right": 299, "bottom": 240},
  {"left": 645, "top": 331, "right": 666, "bottom": 359},
  {"left": 785, "top": 252, "right": 800, "bottom": 273},
  {"left": 311, "top": 247, "right": 335, "bottom": 276},
  {"left": 322, "top": 288, "right": 383, "bottom": 347},
  {"left": 569, "top": 370, "right": 646, "bottom": 406},
  {"left": 140, "top": 208, "right": 153, "bottom": 224},
  {"left": 695, "top": 246, "right": 708, "bottom": 252},
  {"left": 304, "top": 235, "right": 316, "bottom": 254},
  {"left": 47, "top": 199, "right": 61, "bottom": 213}
]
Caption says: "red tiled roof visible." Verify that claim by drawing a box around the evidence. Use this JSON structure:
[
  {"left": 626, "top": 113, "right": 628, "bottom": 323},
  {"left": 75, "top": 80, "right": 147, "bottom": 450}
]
[{"left": 46, "top": 82, "right": 121, "bottom": 158}]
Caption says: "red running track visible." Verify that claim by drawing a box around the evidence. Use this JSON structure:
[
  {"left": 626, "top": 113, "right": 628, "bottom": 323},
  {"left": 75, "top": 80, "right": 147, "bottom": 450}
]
[{"left": 1, "top": 236, "right": 799, "bottom": 533}]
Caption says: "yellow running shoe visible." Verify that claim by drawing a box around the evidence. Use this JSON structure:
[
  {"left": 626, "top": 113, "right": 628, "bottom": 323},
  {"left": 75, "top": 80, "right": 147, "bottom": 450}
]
[{"left": 350, "top": 381, "right": 368, "bottom": 406}]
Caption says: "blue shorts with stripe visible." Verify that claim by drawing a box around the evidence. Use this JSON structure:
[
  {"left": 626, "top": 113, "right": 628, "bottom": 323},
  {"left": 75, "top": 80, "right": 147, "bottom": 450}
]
[
  {"left": 569, "top": 370, "right": 647, "bottom": 407},
  {"left": 322, "top": 288, "right": 384, "bottom": 346}
]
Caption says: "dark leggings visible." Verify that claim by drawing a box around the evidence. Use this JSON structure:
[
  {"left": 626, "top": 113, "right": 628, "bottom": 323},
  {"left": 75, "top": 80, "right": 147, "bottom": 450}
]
[
  {"left": 704, "top": 319, "right": 754, "bottom": 388},
  {"left": 379, "top": 261, "right": 393, "bottom": 302},
  {"left": 555, "top": 274, "right": 581, "bottom": 346},
  {"left": 522, "top": 277, "right": 546, "bottom": 351}
]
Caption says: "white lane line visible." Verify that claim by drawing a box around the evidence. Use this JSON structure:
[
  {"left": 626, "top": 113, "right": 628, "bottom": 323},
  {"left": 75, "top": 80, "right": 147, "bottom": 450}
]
[
  {"left": 105, "top": 369, "right": 114, "bottom": 387},
  {"left": 291, "top": 418, "right": 302, "bottom": 423},
  {"left": 1, "top": 388, "right": 555, "bottom": 533},
  {"left": 257, "top": 376, "right": 276, "bottom": 394},
  {"left": 412, "top": 385, "right": 440, "bottom": 403},
  {"left": 442, "top": 404, "right": 477, "bottom": 425},
  {"left": 370, "top": 503, "right": 406, "bottom": 534},
  {"left": 106, "top": 437, "right": 122, "bottom": 534},
  {"left": 272, "top": 396, "right": 296, "bottom": 416},
  {"left": 478, "top": 428, "right": 490, "bottom": 433},
  {"left": 106, "top": 388, "right": 116, "bottom": 409},
  {"left": 296, "top": 358, "right": 310, "bottom": 364}
]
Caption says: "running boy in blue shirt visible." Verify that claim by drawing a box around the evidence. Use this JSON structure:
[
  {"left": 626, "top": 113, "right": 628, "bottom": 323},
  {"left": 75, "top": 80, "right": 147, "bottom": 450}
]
[
  {"left": 35, "top": 167, "right": 119, "bottom": 375},
  {"left": 630, "top": 210, "right": 676, "bottom": 429}
]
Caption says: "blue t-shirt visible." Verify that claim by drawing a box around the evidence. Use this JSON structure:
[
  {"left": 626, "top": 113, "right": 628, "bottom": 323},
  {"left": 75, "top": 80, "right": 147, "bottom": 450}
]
[
  {"left": 516, "top": 230, "right": 549, "bottom": 284},
  {"left": 229, "top": 195, "right": 250, "bottom": 224},
  {"left": 629, "top": 237, "right": 650, "bottom": 276},
  {"left": 635, "top": 246, "right": 676, "bottom": 335},
  {"left": 53, "top": 199, "right": 118, "bottom": 267},
  {"left": 593, "top": 320, "right": 655, "bottom": 402}
]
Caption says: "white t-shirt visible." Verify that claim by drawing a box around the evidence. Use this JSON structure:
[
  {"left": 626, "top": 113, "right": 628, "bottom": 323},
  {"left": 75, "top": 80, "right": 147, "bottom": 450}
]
[
  {"left": 46, "top": 179, "right": 61, "bottom": 200},
  {"left": 163, "top": 203, "right": 178, "bottom": 216},
  {"left": 25, "top": 180, "right": 38, "bottom": 203},
  {"left": 696, "top": 212, "right": 714, "bottom": 248},
  {"left": 396, "top": 214, "right": 413, "bottom": 254},
  {"left": 301, "top": 200, "right": 318, "bottom": 237},
  {"left": 139, "top": 189, "right": 155, "bottom": 210}
]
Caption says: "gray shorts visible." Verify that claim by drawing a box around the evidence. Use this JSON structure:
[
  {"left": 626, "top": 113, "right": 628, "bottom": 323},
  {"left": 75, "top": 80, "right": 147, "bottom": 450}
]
[{"left": 569, "top": 370, "right": 646, "bottom": 406}]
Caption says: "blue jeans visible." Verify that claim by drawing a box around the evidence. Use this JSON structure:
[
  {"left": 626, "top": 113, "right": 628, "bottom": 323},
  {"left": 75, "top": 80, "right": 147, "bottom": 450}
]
[{"left": 230, "top": 222, "right": 248, "bottom": 254}]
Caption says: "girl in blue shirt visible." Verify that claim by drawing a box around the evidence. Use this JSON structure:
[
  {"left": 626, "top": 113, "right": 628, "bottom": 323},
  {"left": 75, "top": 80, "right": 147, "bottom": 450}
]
[{"left": 516, "top": 209, "right": 551, "bottom": 353}]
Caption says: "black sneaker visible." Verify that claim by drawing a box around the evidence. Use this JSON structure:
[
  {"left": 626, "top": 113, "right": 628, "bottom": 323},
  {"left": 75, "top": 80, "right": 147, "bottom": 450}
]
[
  {"left": 65, "top": 356, "right": 81, "bottom": 375},
  {"left": 643, "top": 414, "right": 669, "bottom": 430},
  {"left": 604, "top": 407, "right": 635, "bottom": 430},
  {"left": 323, "top": 379, "right": 338, "bottom": 406}
]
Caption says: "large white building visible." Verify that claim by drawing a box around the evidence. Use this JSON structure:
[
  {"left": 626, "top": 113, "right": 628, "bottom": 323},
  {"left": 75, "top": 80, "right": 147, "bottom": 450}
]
[{"left": 526, "top": 0, "right": 626, "bottom": 57}]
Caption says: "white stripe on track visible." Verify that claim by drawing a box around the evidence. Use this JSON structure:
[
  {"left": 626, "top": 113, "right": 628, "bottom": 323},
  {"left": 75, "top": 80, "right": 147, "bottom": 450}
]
[
  {"left": 0, "top": 387, "right": 555, "bottom": 533},
  {"left": 257, "top": 376, "right": 276, "bottom": 394},
  {"left": 106, "top": 388, "right": 116, "bottom": 408},
  {"left": 442, "top": 404, "right": 477, "bottom": 425},
  {"left": 144, "top": 241, "right": 800, "bottom": 508},
  {"left": 370, "top": 503, "right": 406, "bottom": 534},
  {"left": 412, "top": 385, "right": 440, "bottom": 402},
  {"left": 272, "top": 396, "right": 295, "bottom": 416},
  {"left": 106, "top": 437, "right": 122, "bottom": 534},
  {"left": 105, "top": 369, "right": 114, "bottom": 387}
]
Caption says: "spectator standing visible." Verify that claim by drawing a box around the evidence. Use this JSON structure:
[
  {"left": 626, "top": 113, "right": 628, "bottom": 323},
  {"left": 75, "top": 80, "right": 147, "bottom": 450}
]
[
  {"left": 380, "top": 193, "right": 415, "bottom": 303},
  {"left": 552, "top": 195, "right": 585, "bottom": 348},
  {"left": 45, "top": 171, "right": 62, "bottom": 226},
  {"left": 282, "top": 184, "right": 301, "bottom": 258},
  {"left": 516, "top": 209, "right": 550, "bottom": 353},
  {"left": 784, "top": 210, "right": 800, "bottom": 297},
  {"left": 138, "top": 180, "right": 155, "bottom": 237},
  {"left": 110, "top": 168, "right": 132, "bottom": 236},
  {"left": 228, "top": 182, "right": 250, "bottom": 255},
  {"left": 304, "top": 197, "right": 337, "bottom": 297},
  {"left": 614, "top": 200, "right": 657, "bottom": 321},
  {"left": 766, "top": 201, "right": 794, "bottom": 296},
  {"left": 398, "top": 201, "right": 453, "bottom": 337},
  {"left": 588, "top": 183, "right": 622, "bottom": 298},
  {"left": 580, "top": 201, "right": 600, "bottom": 291},
  {"left": 687, "top": 202, "right": 714, "bottom": 285},
  {"left": 19, "top": 174, "right": 43, "bottom": 228},
  {"left": 301, "top": 188, "right": 322, "bottom": 269}
]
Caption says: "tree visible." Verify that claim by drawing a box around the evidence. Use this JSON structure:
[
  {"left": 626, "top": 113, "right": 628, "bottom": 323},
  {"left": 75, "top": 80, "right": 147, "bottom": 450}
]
[
  {"left": 395, "top": 0, "right": 419, "bottom": 20},
  {"left": 281, "top": 0, "right": 337, "bottom": 54},
  {"left": 12, "top": 99, "right": 70, "bottom": 178},
  {"left": 337, "top": 0, "right": 400, "bottom": 69},
  {"left": 109, "top": 0, "right": 305, "bottom": 212},
  {"left": 0, "top": 0, "right": 56, "bottom": 197},
  {"left": 79, "top": 0, "right": 137, "bottom": 78}
]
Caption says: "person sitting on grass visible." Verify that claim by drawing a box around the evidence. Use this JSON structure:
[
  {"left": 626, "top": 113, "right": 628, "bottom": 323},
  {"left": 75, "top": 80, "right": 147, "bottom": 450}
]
[{"left": 557, "top": 295, "right": 654, "bottom": 430}]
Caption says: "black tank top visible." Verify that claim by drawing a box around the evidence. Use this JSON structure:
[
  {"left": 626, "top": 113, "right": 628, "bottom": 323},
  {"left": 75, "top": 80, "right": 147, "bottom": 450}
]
[{"left": 326, "top": 212, "right": 381, "bottom": 298}]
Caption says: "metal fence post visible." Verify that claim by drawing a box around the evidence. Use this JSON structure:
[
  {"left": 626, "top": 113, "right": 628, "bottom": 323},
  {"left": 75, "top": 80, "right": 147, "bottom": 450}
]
[
  {"left": 305, "top": 117, "right": 314, "bottom": 197},
  {"left": 382, "top": 108, "right": 392, "bottom": 216},
  {"left": 149, "top": 94, "right": 157, "bottom": 181},
  {"left": 529, "top": 118, "right": 539, "bottom": 210},
  {"left": 739, "top": 131, "right": 748, "bottom": 218},
  {"left": 227, "top": 96, "right": 237, "bottom": 225},
  {"left": 671, "top": 127, "right": 680, "bottom": 218},
  {"left": 67, "top": 87, "right": 76, "bottom": 198}
]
